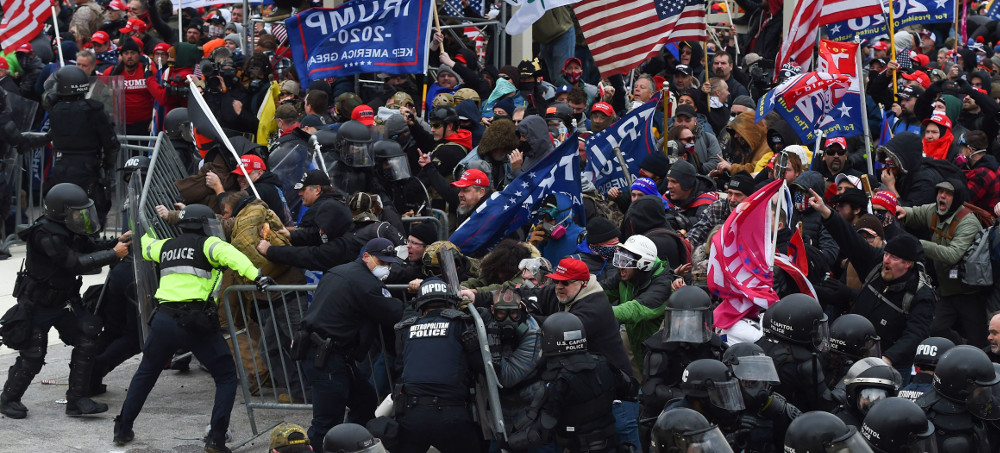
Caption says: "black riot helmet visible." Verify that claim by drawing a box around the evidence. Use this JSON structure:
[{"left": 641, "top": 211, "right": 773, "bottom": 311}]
[
  {"left": 412, "top": 277, "right": 458, "bottom": 311},
  {"left": 932, "top": 345, "right": 1000, "bottom": 412},
  {"left": 680, "top": 359, "right": 746, "bottom": 411},
  {"left": 650, "top": 407, "right": 734, "bottom": 453},
  {"left": 314, "top": 129, "right": 339, "bottom": 152},
  {"left": 118, "top": 155, "right": 151, "bottom": 183},
  {"left": 177, "top": 203, "right": 222, "bottom": 237},
  {"left": 541, "top": 312, "right": 587, "bottom": 356},
  {"left": 844, "top": 357, "right": 900, "bottom": 415},
  {"left": 54, "top": 65, "right": 90, "bottom": 98},
  {"left": 322, "top": 422, "right": 386, "bottom": 453},
  {"left": 829, "top": 314, "right": 881, "bottom": 361},
  {"left": 429, "top": 106, "right": 459, "bottom": 128},
  {"left": 762, "top": 293, "right": 829, "bottom": 352},
  {"left": 164, "top": 107, "right": 194, "bottom": 143},
  {"left": 662, "top": 286, "right": 713, "bottom": 343},
  {"left": 373, "top": 140, "right": 410, "bottom": 181},
  {"left": 722, "top": 342, "right": 780, "bottom": 385},
  {"left": 784, "top": 411, "right": 874, "bottom": 453},
  {"left": 913, "top": 337, "right": 956, "bottom": 372},
  {"left": 860, "top": 397, "right": 937, "bottom": 453},
  {"left": 336, "top": 120, "right": 374, "bottom": 167},
  {"left": 44, "top": 183, "right": 101, "bottom": 234}
]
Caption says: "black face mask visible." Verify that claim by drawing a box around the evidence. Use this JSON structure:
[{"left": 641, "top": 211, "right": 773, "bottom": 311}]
[
  {"left": 518, "top": 139, "right": 531, "bottom": 155},
  {"left": 518, "top": 81, "right": 536, "bottom": 91}
]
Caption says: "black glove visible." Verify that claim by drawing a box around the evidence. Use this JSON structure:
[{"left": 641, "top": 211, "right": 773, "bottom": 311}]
[
  {"left": 461, "top": 327, "right": 479, "bottom": 353},
  {"left": 255, "top": 271, "right": 276, "bottom": 292}
]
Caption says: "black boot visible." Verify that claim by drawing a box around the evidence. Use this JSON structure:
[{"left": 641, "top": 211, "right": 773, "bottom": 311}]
[
  {"left": 1, "top": 358, "right": 39, "bottom": 419},
  {"left": 0, "top": 393, "right": 27, "bottom": 419},
  {"left": 66, "top": 318, "right": 107, "bottom": 416},
  {"left": 113, "top": 415, "right": 134, "bottom": 445}
]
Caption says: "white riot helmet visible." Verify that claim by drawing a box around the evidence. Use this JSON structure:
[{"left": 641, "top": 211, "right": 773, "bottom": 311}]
[{"left": 614, "top": 234, "right": 658, "bottom": 271}]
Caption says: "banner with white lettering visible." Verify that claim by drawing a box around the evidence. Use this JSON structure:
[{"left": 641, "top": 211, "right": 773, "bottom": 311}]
[
  {"left": 826, "top": 0, "right": 953, "bottom": 42},
  {"left": 285, "top": 0, "right": 433, "bottom": 85}
]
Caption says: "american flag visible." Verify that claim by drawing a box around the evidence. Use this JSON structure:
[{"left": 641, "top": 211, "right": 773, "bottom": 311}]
[
  {"left": 0, "top": 0, "right": 52, "bottom": 52},
  {"left": 442, "top": 0, "right": 484, "bottom": 17},
  {"left": 575, "top": 0, "right": 706, "bottom": 77},
  {"left": 774, "top": 0, "right": 883, "bottom": 80}
]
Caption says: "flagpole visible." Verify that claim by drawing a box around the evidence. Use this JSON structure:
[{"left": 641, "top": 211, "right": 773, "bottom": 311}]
[
  {"left": 704, "top": 41, "right": 710, "bottom": 112},
  {"left": 956, "top": 0, "right": 962, "bottom": 50},
  {"left": 724, "top": 2, "right": 741, "bottom": 59},
  {"left": 51, "top": 6, "right": 64, "bottom": 67},
  {"left": 662, "top": 85, "right": 670, "bottom": 155},
  {"left": 179, "top": 0, "right": 183, "bottom": 44},
  {"left": 888, "top": 0, "right": 897, "bottom": 99},
  {"left": 855, "top": 38, "right": 874, "bottom": 176},
  {"left": 810, "top": 128, "right": 824, "bottom": 171}
]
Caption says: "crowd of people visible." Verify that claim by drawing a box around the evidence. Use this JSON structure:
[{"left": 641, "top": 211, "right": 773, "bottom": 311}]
[{"left": 7, "top": 0, "right": 1000, "bottom": 452}]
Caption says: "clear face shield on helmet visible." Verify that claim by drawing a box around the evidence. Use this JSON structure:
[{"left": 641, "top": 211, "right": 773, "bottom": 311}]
[
  {"left": 729, "top": 355, "right": 781, "bottom": 385},
  {"left": 518, "top": 257, "right": 551, "bottom": 288},
  {"left": 613, "top": 249, "right": 640, "bottom": 269},
  {"left": 65, "top": 199, "right": 102, "bottom": 235},
  {"left": 381, "top": 155, "right": 411, "bottom": 181},
  {"left": 813, "top": 317, "right": 831, "bottom": 352},
  {"left": 662, "top": 309, "right": 713, "bottom": 343},
  {"left": 706, "top": 378, "right": 746, "bottom": 411},
  {"left": 857, "top": 387, "right": 890, "bottom": 413},
  {"left": 904, "top": 432, "right": 939, "bottom": 453},
  {"left": 824, "top": 429, "right": 875, "bottom": 453},
  {"left": 654, "top": 425, "right": 734, "bottom": 453},
  {"left": 341, "top": 140, "right": 374, "bottom": 167},
  {"left": 205, "top": 217, "right": 225, "bottom": 239}
]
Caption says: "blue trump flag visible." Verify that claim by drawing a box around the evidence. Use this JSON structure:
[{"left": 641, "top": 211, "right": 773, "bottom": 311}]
[
  {"left": 826, "top": 0, "right": 953, "bottom": 42},
  {"left": 584, "top": 92, "right": 661, "bottom": 195},
  {"left": 449, "top": 136, "right": 585, "bottom": 255},
  {"left": 757, "top": 72, "right": 854, "bottom": 143},
  {"left": 285, "top": 0, "right": 434, "bottom": 85}
]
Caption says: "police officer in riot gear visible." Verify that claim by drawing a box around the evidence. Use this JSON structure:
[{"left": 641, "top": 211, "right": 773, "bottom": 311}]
[
  {"left": 0, "top": 183, "right": 129, "bottom": 419},
  {"left": 650, "top": 407, "right": 735, "bottom": 453},
  {"left": 322, "top": 423, "right": 387, "bottom": 453},
  {"left": 373, "top": 139, "right": 427, "bottom": 215},
  {"left": 640, "top": 286, "right": 725, "bottom": 445},
  {"left": 833, "top": 357, "right": 900, "bottom": 429},
  {"left": 330, "top": 119, "right": 384, "bottom": 196},
  {"left": 860, "top": 397, "right": 938, "bottom": 453},
  {"left": 508, "top": 311, "right": 626, "bottom": 452},
  {"left": 825, "top": 314, "right": 881, "bottom": 390},
  {"left": 44, "top": 65, "right": 120, "bottom": 224},
  {"left": 783, "top": 411, "right": 874, "bottom": 453},
  {"left": 115, "top": 203, "right": 273, "bottom": 453},
  {"left": 163, "top": 107, "right": 200, "bottom": 174},
  {"left": 665, "top": 359, "right": 749, "bottom": 448},
  {"left": 392, "top": 278, "right": 483, "bottom": 452},
  {"left": 915, "top": 345, "right": 1000, "bottom": 452},
  {"left": 0, "top": 85, "right": 50, "bottom": 153},
  {"left": 756, "top": 293, "right": 833, "bottom": 412},
  {"left": 723, "top": 342, "right": 801, "bottom": 452},
  {"left": 899, "top": 337, "right": 955, "bottom": 401}
]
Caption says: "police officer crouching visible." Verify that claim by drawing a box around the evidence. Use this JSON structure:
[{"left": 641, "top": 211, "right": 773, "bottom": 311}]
[
  {"left": 650, "top": 407, "right": 734, "bottom": 453},
  {"left": 861, "top": 397, "right": 938, "bottom": 453},
  {"left": 392, "top": 278, "right": 484, "bottom": 452},
  {"left": 114, "top": 204, "right": 274, "bottom": 453},
  {"left": 1, "top": 183, "right": 129, "bottom": 419},
  {"left": 784, "top": 411, "right": 874, "bottom": 452}
]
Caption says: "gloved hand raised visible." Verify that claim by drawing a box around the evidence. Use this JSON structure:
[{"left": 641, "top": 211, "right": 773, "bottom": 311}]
[{"left": 255, "top": 271, "right": 276, "bottom": 292}]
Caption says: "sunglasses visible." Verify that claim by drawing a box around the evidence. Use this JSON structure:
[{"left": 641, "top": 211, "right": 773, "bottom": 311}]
[
  {"left": 554, "top": 280, "right": 576, "bottom": 286},
  {"left": 826, "top": 148, "right": 847, "bottom": 156},
  {"left": 430, "top": 122, "right": 444, "bottom": 128},
  {"left": 680, "top": 137, "right": 695, "bottom": 144}
]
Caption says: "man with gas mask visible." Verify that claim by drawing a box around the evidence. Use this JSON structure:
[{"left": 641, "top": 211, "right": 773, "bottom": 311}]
[
  {"left": 544, "top": 102, "right": 576, "bottom": 146},
  {"left": 831, "top": 357, "right": 901, "bottom": 429},
  {"left": 723, "top": 342, "right": 802, "bottom": 452},
  {"left": 915, "top": 345, "right": 1000, "bottom": 452},
  {"left": 296, "top": 238, "right": 405, "bottom": 451},
  {"left": 640, "top": 286, "right": 725, "bottom": 447},
  {"left": 44, "top": 66, "right": 120, "bottom": 225},
  {"left": 756, "top": 294, "right": 835, "bottom": 412},
  {"left": 391, "top": 278, "right": 484, "bottom": 452},
  {"left": 507, "top": 312, "right": 628, "bottom": 453},
  {"left": 0, "top": 183, "right": 129, "bottom": 420},
  {"left": 650, "top": 407, "right": 735, "bottom": 453},
  {"left": 114, "top": 203, "right": 272, "bottom": 452},
  {"left": 861, "top": 397, "right": 939, "bottom": 453},
  {"left": 824, "top": 314, "right": 882, "bottom": 390},
  {"left": 406, "top": 105, "right": 472, "bottom": 185},
  {"left": 527, "top": 192, "right": 587, "bottom": 264}
]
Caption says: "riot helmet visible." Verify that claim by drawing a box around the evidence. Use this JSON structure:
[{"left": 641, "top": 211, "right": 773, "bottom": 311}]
[
  {"left": 829, "top": 314, "right": 881, "bottom": 361},
  {"left": 177, "top": 204, "right": 222, "bottom": 237},
  {"left": 860, "top": 397, "right": 937, "bottom": 453},
  {"left": 762, "top": 293, "right": 830, "bottom": 351},
  {"left": 54, "top": 65, "right": 89, "bottom": 98},
  {"left": 315, "top": 129, "right": 339, "bottom": 152},
  {"left": 373, "top": 140, "right": 410, "bottom": 181},
  {"left": 541, "top": 312, "right": 587, "bottom": 356},
  {"left": 784, "top": 411, "right": 874, "bottom": 453},
  {"left": 421, "top": 241, "right": 464, "bottom": 277},
  {"left": 336, "top": 120, "right": 374, "bottom": 167},
  {"left": 44, "top": 183, "right": 101, "bottom": 234},
  {"left": 518, "top": 256, "right": 553, "bottom": 288},
  {"left": 412, "top": 277, "right": 458, "bottom": 311},
  {"left": 613, "top": 234, "right": 657, "bottom": 271},
  {"left": 844, "top": 358, "right": 900, "bottom": 415},
  {"left": 662, "top": 286, "right": 713, "bottom": 344},
  {"left": 723, "top": 342, "right": 780, "bottom": 385},
  {"left": 118, "top": 155, "right": 151, "bottom": 180},
  {"left": 492, "top": 284, "right": 526, "bottom": 343},
  {"left": 913, "top": 337, "right": 955, "bottom": 372},
  {"left": 429, "top": 106, "right": 459, "bottom": 129},
  {"left": 164, "top": 107, "right": 194, "bottom": 143},
  {"left": 932, "top": 345, "right": 1000, "bottom": 402},
  {"left": 650, "top": 407, "right": 734, "bottom": 453},
  {"left": 322, "top": 422, "right": 386, "bottom": 453},
  {"left": 680, "top": 359, "right": 746, "bottom": 411}
]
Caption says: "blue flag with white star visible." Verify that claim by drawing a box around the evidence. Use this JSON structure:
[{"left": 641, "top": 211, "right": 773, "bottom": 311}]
[
  {"left": 285, "top": 0, "right": 434, "bottom": 86},
  {"left": 584, "top": 92, "right": 661, "bottom": 195},
  {"left": 988, "top": 0, "right": 1000, "bottom": 20},
  {"left": 449, "top": 136, "right": 585, "bottom": 256},
  {"left": 826, "top": 0, "right": 954, "bottom": 42}
]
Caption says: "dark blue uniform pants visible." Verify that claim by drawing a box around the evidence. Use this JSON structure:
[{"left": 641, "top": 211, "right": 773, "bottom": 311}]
[
  {"left": 397, "top": 403, "right": 482, "bottom": 453},
  {"left": 300, "top": 350, "right": 377, "bottom": 451},
  {"left": 118, "top": 310, "right": 237, "bottom": 443}
]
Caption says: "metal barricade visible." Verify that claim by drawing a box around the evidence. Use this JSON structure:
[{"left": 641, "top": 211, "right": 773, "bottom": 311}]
[
  {"left": 400, "top": 214, "right": 445, "bottom": 241},
  {"left": 220, "top": 283, "right": 411, "bottom": 448}
]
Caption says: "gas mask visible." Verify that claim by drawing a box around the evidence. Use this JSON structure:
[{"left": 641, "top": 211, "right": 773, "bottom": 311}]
[
  {"left": 540, "top": 221, "right": 567, "bottom": 239},
  {"left": 248, "top": 78, "right": 267, "bottom": 92}
]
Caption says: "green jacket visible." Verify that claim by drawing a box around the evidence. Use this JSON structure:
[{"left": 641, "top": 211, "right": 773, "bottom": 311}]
[
  {"left": 142, "top": 232, "right": 258, "bottom": 302},
  {"left": 604, "top": 258, "right": 673, "bottom": 372},
  {"left": 902, "top": 203, "right": 983, "bottom": 296}
]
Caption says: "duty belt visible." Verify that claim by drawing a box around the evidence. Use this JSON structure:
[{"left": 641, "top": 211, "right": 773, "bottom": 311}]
[{"left": 405, "top": 396, "right": 467, "bottom": 407}]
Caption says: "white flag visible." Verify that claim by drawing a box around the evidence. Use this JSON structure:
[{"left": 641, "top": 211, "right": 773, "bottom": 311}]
[{"left": 505, "top": 0, "right": 580, "bottom": 36}]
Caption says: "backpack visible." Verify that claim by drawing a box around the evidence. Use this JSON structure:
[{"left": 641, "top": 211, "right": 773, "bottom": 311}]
[
  {"left": 644, "top": 227, "right": 694, "bottom": 267},
  {"left": 959, "top": 225, "right": 994, "bottom": 287},
  {"left": 583, "top": 192, "right": 624, "bottom": 227}
]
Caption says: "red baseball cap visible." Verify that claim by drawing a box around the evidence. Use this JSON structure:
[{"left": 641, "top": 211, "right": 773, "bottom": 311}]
[
  {"left": 873, "top": 41, "right": 889, "bottom": 51},
  {"left": 152, "top": 42, "right": 171, "bottom": 54},
  {"left": 824, "top": 137, "right": 847, "bottom": 149},
  {"left": 232, "top": 154, "right": 266, "bottom": 174},
  {"left": 91, "top": 31, "right": 110, "bottom": 45},
  {"left": 15, "top": 43, "right": 32, "bottom": 54},
  {"left": 450, "top": 169, "right": 490, "bottom": 188},
  {"left": 922, "top": 111, "right": 952, "bottom": 130},
  {"left": 901, "top": 70, "right": 931, "bottom": 89},
  {"left": 545, "top": 258, "right": 590, "bottom": 282},
  {"left": 107, "top": 0, "right": 126, "bottom": 11},
  {"left": 913, "top": 54, "right": 930, "bottom": 67},
  {"left": 120, "top": 18, "right": 148, "bottom": 34},
  {"left": 592, "top": 102, "right": 615, "bottom": 117},
  {"left": 0, "top": 59, "right": 8, "bottom": 70},
  {"left": 351, "top": 104, "right": 375, "bottom": 126}
]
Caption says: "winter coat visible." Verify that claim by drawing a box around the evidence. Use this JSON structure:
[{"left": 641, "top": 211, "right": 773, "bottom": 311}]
[
  {"left": 726, "top": 111, "right": 770, "bottom": 175},
  {"left": 604, "top": 259, "right": 674, "bottom": 374},
  {"left": 514, "top": 115, "right": 554, "bottom": 176},
  {"left": 790, "top": 171, "right": 841, "bottom": 267},
  {"left": 903, "top": 201, "right": 984, "bottom": 297}
]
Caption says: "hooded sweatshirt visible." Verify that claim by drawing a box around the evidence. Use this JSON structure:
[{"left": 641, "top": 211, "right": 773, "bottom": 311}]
[
  {"left": 882, "top": 132, "right": 946, "bottom": 207},
  {"left": 514, "top": 115, "right": 554, "bottom": 177},
  {"left": 726, "top": 111, "right": 770, "bottom": 175},
  {"left": 537, "top": 192, "right": 586, "bottom": 264},
  {"left": 455, "top": 99, "right": 484, "bottom": 147},
  {"left": 621, "top": 195, "right": 687, "bottom": 268},
  {"left": 790, "top": 171, "right": 841, "bottom": 267}
]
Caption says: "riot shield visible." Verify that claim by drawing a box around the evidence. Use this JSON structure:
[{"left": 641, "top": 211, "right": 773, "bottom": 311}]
[
  {"left": 268, "top": 142, "right": 310, "bottom": 204},
  {"left": 126, "top": 171, "right": 156, "bottom": 342},
  {"left": 89, "top": 75, "right": 126, "bottom": 136},
  {"left": 396, "top": 177, "right": 432, "bottom": 216},
  {"left": 438, "top": 249, "right": 507, "bottom": 442}
]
